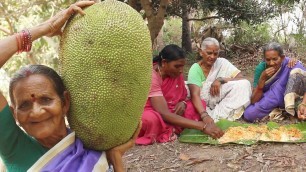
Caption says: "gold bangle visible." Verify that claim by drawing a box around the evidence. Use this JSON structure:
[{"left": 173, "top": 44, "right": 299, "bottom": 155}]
[
  {"left": 298, "top": 103, "right": 306, "bottom": 108},
  {"left": 182, "top": 101, "right": 187, "bottom": 107},
  {"left": 201, "top": 114, "right": 210, "bottom": 120},
  {"left": 200, "top": 111, "right": 208, "bottom": 115},
  {"left": 200, "top": 111, "right": 209, "bottom": 120},
  {"left": 202, "top": 122, "right": 208, "bottom": 131}
]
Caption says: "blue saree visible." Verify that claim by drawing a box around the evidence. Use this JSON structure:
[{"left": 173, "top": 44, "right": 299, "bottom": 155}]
[
  {"left": 244, "top": 57, "right": 306, "bottom": 122},
  {"left": 27, "top": 132, "right": 110, "bottom": 172}
]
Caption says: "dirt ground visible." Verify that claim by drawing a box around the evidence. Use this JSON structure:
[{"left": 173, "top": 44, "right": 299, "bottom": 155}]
[{"left": 124, "top": 140, "right": 306, "bottom": 172}]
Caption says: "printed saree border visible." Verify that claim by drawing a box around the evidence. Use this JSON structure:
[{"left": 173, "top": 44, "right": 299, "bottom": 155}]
[{"left": 27, "top": 132, "right": 75, "bottom": 172}]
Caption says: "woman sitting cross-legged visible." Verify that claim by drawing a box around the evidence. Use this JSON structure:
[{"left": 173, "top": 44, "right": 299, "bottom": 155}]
[
  {"left": 0, "top": 1, "right": 140, "bottom": 171},
  {"left": 244, "top": 42, "right": 306, "bottom": 122},
  {"left": 136, "top": 44, "right": 224, "bottom": 145},
  {"left": 187, "top": 37, "right": 252, "bottom": 122}
]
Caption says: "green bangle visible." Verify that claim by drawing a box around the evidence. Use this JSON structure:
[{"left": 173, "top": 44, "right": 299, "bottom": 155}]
[{"left": 298, "top": 103, "right": 306, "bottom": 108}]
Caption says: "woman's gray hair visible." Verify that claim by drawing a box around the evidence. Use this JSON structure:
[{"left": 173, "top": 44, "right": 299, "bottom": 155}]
[
  {"left": 263, "top": 42, "right": 284, "bottom": 57},
  {"left": 9, "top": 65, "right": 66, "bottom": 105},
  {"left": 201, "top": 37, "right": 220, "bottom": 51}
]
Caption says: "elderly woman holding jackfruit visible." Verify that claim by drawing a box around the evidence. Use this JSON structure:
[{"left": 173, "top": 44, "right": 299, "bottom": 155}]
[{"left": 0, "top": 1, "right": 139, "bottom": 171}]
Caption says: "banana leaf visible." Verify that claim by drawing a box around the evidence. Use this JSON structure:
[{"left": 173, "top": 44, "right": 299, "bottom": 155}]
[{"left": 179, "top": 119, "right": 306, "bottom": 145}]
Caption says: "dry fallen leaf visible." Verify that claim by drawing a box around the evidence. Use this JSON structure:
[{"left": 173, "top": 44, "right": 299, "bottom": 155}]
[
  {"left": 227, "top": 163, "right": 240, "bottom": 169},
  {"left": 254, "top": 153, "right": 264, "bottom": 163},
  {"left": 261, "top": 160, "right": 270, "bottom": 172},
  {"left": 245, "top": 156, "right": 253, "bottom": 160},
  {"left": 179, "top": 153, "right": 190, "bottom": 161},
  {"left": 245, "top": 147, "right": 254, "bottom": 155}
]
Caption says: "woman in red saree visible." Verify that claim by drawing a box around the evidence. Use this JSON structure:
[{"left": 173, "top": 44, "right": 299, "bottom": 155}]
[{"left": 136, "top": 45, "right": 224, "bottom": 145}]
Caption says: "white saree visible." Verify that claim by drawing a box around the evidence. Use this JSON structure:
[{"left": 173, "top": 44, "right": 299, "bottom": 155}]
[{"left": 199, "top": 58, "right": 252, "bottom": 121}]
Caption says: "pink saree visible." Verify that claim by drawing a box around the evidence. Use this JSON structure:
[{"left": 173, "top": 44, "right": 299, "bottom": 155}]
[{"left": 136, "top": 69, "right": 206, "bottom": 145}]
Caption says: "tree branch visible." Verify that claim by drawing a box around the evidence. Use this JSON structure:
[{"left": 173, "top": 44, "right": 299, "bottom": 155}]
[
  {"left": 0, "top": 5, "right": 14, "bottom": 34},
  {"left": 140, "top": 0, "right": 153, "bottom": 18},
  {"left": 187, "top": 16, "right": 220, "bottom": 21},
  {"left": 4, "top": 17, "right": 14, "bottom": 34},
  {"left": 156, "top": 0, "right": 170, "bottom": 19},
  {"left": 0, "top": 26, "right": 11, "bottom": 35},
  {"left": 171, "top": 11, "right": 183, "bottom": 18},
  {"left": 274, "top": 25, "right": 287, "bottom": 37},
  {"left": 128, "top": 0, "right": 142, "bottom": 12}
]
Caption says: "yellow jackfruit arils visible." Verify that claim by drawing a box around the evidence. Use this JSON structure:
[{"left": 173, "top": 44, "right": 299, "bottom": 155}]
[{"left": 59, "top": 0, "right": 152, "bottom": 150}]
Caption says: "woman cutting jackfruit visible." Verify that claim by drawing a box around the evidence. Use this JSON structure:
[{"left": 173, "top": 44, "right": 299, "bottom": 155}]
[{"left": 0, "top": 1, "right": 140, "bottom": 171}]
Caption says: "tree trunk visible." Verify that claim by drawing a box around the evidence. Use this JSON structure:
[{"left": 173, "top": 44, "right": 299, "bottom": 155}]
[
  {"left": 140, "top": 0, "right": 169, "bottom": 44},
  {"left": 154, "top": 27, "right": 165, "bottom": 52},
  {"left": 181, "top": 4, "right": 192, "bottom": 53},
  {"left": 147, "top": 18, "right": 165, "bottom": 44}
]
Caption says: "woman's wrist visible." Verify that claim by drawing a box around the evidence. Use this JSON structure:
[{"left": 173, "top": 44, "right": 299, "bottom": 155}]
[
  {"left": 259, "top": 75, "right": 268, "bottom": 82},
  {"left": 256, "top": 86, "right": 264, "bottom": 91},
  {"left": 200, "top": 111, "right": 210, "bottom": 120},
  {"left": 257, "top": 81, "right": 265, "bottom": 91},
  {"left": 181, "top": 100, "right": 187, "bottom": 108},
  {"left": 106, "top": 151, "right": 124, "bottom": 172},
  {"left": 197, "top": 121, "right": 206, "bottom": 131},
  {"left": 29, "top": 23, "right": 51, "bottom": 41},
  {"left": 217, "top": 77, "right": 226, "bottom": 84}
]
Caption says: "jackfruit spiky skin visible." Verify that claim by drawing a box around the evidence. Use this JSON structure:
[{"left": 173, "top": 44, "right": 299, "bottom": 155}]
[{"left": 59, "top": 0, "right": 152, "bottom": 151}]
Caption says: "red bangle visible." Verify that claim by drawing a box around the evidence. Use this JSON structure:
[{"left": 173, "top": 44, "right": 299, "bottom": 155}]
[
  {"left": 15, "top": 33, "right": 21, "bottom": 54},
  {"left": 15, "top": 29, "right": 32, "bottom": 54},
  {"left": 25, "top": 29, "right": 32, "bottom": 52}
]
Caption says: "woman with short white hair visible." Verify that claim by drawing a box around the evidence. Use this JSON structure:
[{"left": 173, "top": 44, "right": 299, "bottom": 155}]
[{"left": 187, "top": 37, "right": 252, "bottom": 122}]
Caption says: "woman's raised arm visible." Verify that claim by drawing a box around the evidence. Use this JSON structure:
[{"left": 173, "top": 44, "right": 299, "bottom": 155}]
[{"left": 0, "top": 1, "right": 95, "bottom": 109}]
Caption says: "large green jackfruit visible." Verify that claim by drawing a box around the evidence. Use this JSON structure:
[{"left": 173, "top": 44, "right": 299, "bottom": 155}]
[{"left": 59, "top": 0, "right": 152, "bottom": 150}]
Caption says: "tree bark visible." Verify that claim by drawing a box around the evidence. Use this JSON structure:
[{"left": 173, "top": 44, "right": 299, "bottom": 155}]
[
  {"left": 128, "top": 0, "right": 142, "bottom": 12},
  {"left": 155, "top": 27, "right": 165, "bottom": 52},
  {"left": 140, "top": 0, "right": 169, "bottom": 44},
  {"left": 181, "top": 4, "right": 192, "bottom": 53}
]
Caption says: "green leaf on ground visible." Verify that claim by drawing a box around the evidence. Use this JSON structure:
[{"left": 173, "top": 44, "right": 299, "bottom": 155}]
[{"left": 179, "top": 119, "right": 306, "bottom": 145}]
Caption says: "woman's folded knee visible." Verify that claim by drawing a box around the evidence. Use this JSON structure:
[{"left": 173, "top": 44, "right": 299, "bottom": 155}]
[{"left": 243, "top": 107, "right": 256, "bottom": 122}]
